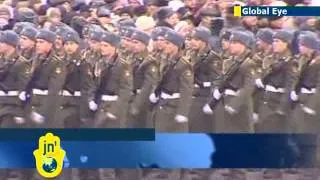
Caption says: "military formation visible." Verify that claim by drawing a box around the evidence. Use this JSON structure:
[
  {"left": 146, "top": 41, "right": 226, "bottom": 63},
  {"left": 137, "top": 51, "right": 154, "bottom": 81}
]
[
  {"left": 0, "top": 0, "right": 319, "bottom": 179},
  {"left": 0, "top": 21, "right": 319, "bottom": 136}
]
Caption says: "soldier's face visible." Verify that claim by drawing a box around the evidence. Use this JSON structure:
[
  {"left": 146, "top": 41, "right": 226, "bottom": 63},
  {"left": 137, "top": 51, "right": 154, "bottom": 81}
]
[
  {"left": 100, "top": 41, "right": 116, "bottom": 56},
  {"left": 256, "top": 39, "right": 269, "bottom": 51},
  {"left": 185, "top": 38, "right": 192, "bottom": 50},
  {"left": 272, "top": 39, "right": 288, "bottom": 53},
  {"left": 89, "top": 40, "right": 100, "bottom": 51},
  {"left": 131, "top": 39, "right": 146, "bottom": 53},
  {"left": 298, "top": 44, "right": 312, "bottom": 56},
  {"left": 229, "top": 41, "right": 245, "bottom": 55},
  {"left": 55, "top": 36, "right": 63, "bottom": 50},
  {"left": 121, "top": 37, "right": 134, "bottom": 51},
  {"left": 190, "top": 38, "right": 206, "bottom": 51},
  {"left": 64, "top": 41, "right": 79, "bottom": 55},
  {"left": 155, "top": 37, "right": 166, "bottom": 51},
  {"left": 221, "top": 39, "right": 230, "bottom": 51},
  {"left": 36, "top": 39, "right": 53, "bottom": 54},
  {"left": 163, "top": 40, "right": 179, "bottom": 55},
  {"left": 19, "top": 35, "right": 35, "bottom": 50}
]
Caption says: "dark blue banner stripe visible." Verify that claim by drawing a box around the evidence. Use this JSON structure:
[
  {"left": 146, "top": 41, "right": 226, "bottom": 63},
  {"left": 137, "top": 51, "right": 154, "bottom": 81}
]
[
  {"left": 0, "top": 134, "right": 318, "bottom": 169},
  {"left": 0, "top": 128, "right": 155, "bottom": 141}
]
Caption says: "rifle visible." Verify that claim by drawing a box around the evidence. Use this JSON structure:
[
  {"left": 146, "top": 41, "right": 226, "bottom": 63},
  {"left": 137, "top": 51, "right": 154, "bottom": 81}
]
[
  {"left": 291, "top": 54, "right": 314, "bottom": 108},
  {"left": 94, "top": 61, "right": 114, "bottom": 103},
  {"left": 207, "top": 52, "right": 251, "bottom": 110},
  {"left": 251, "top": 57, "right": 291, "bottom": 98},
  {"left": 153, "top": 54, "right": 177, "bottom": 97}
]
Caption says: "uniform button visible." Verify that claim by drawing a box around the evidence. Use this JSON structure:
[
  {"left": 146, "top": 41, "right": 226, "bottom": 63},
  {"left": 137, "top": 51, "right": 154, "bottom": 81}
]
[
  {"left": 31, "top": 106, "right": 35, "bottom": 109},
  {"left": 60, "top": 106, "right": 63, "bottom": 109},
  {"left": 263, "top": 101, "right": 268, "bottom": 105},
  {"left": 159, "top": 106, "right": 163, "bottom": 110}
]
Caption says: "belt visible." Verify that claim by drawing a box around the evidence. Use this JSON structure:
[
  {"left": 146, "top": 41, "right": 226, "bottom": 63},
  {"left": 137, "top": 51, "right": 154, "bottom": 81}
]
[
  {"left": 101, "top": 95, "right": 118, "bottom": 101},
  {"left": 160, "top": 92, "right": 180, "bottom": 99},
  {"left": 203, "top": 82, "right": 211, "bottom": 87},
  {"left": 301, "top": 88, "right": 316, "bottom": 94},
  {"left": 32, "top": 89, "right": 48, "bottom": 95},
  {"left": 0, "top": 90, "right": 19, "bottom": 96},
  {"left": 224, "top": 89, "right": 240, "bottom": 96},
  {"left": 60, "top": 90, "right": 81, "bottom": 97},
  {"left": 265, "top": 85, "right": 285, "bottom": 93}
]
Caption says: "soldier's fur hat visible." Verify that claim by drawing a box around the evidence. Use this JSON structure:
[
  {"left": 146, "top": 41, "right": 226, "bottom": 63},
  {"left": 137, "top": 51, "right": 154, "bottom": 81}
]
[
  {"left": 13, "top": 22, "right": 36, "bottom": 34},
  {"left": 64, "top": 30, "right": 81, "bottom": 44},
  {"left": 89, "top": 30, "right": 103, "bottom": 42},
  {"left": 256, "top": 28, "right": 273, "bottom": 44},
  {"left": 20, "top": 26, "right": 38, "bottom": 41},
  {"left": 131, "top": 29, "right": 150, "bottom": 45},
  {"left": 36, "top": 29, "right": 56, "bottom": 44},
  {"left": 230, "top": 31, "right": 253, "bottom": 48},
  {"left": 273, "top": 30, "right": 294, "bottom": 44},
  {"left": 189, "top": 27, "right": 211, "bottom": 44},
  {"left": 163, "top": 28, "right": 184, "bottom": 48},
  {"left": 0, "top": 30, "right": 19, "bottom": 47},
  {"left": 100, "top": 31, "right": 121, "bottom": 48},
  {"left": 151, "top": 26, "right": 171, "bottom": 40},
  {"left": 119, "top": 26, "right": 135, "bottom": 38},
  {"left": 298, "top": 31, "right": 319, "bottom": 50}
]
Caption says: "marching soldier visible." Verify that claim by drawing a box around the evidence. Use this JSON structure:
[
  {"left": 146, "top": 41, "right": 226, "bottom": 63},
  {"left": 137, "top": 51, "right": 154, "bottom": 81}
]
[
  {"left": 90, "top": 31, "right": 133, "bottom": 128},
  {"left": 0, "top": 30, "right": 27, "bottom": 128},
  {"left": 19, "top": 27, "right": 38, "bottom": 61},
  {"left": 188, "top": 27, "right": 222, "bottom": 133},
  {"left": 291, "top": 31, "right": 320, "bottom": 133},
  {"left": 0, "top": 31, "right": 35, "bottom": 180},
  {"left": 150, "top": 29, "right": 193, "bottom": 132},
  {"left": 255, "top": 30, "right": 298, "bottom": 133},
  {"left": 26, "top": 29, "right": 67, "bottom": 128},
  {"left": 251, "top": 28, "right": 274, "bottom": 123},
  {"left": 203, "top": 30, "right": 255, "bottom": 133},
  {"left": 127, "top": 29, "right": 158, "bottom": 128},
  {"left": 55, "top": 29, "right": 94, "bottom": 128},
  {"left": 82, "top": 30, "right": 103, "bottom": 80}
]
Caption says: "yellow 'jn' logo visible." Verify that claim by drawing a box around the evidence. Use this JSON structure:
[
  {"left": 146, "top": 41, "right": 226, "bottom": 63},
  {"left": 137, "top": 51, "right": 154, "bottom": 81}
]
[
  {"left": 234, "top": 6, "right": 242, "bottom": 17},
  {"left": 33, "top": 133, "right": 66, "bottom": 178}
]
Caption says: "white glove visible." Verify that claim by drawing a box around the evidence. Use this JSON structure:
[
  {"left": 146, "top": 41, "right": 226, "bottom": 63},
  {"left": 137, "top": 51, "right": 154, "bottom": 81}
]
[
  {"left": 290, "top": 91, "right": 299, "bottom": 101},
  {"left": 175, "top": 114, "right": 188, "bottom": 123},
  {"left": 89, "top": 101, "right": 98, "bottom": 111},
  {"left": 225, "top": 105, "right": 237, "bottom": 114},
  {"left": 302, "top": 105, "right": 316, "bottom": 115},
  {"left": 213, "top": 89, "right": 222, "bottom": 100},
  {"left": 106, "top": 112, "right": 117, "bottom": 120},
  {"left": 149, "top": 93, "right": 159, "bottom": 103},
  {"left": 255, "top": 78, "right": 265, "bottom": 88},
  {"left": 202, "top": 104, "right": 214, "bottom": 115},
  {"left": 30, "top": 111, "right": 45, "bottom": 124},
  {"left": 194, "top": 84, "right": 200, "bottom": 88},
  {"left": 19, "top": 91, "right": 27, "bottom": 101},
  {"left": 252, "top": 113, "right": 259, "bottom": 123},
  {"left": 14, "top": 117, "right": 25, "bottom": 124}
]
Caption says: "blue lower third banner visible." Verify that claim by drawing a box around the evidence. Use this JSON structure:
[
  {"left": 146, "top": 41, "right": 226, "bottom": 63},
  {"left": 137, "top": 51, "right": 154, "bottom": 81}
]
[{"left": 0, "top": 134, "right": 317, "bottom": 169}]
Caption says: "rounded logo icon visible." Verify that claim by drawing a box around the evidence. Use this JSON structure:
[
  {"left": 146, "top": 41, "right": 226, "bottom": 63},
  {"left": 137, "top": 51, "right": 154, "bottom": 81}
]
[
  {"left": 42, "top": 157, "right": 58, "bottom": 173},
  {"left": 34, "top": 133, "right": 66, "bottom": 178}
]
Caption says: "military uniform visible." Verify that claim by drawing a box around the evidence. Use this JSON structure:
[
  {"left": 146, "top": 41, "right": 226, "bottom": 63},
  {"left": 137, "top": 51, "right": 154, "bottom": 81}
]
[
  {"left": 255, "top": 51, "right": 297, "bottom": 133},
  {"left": 291, "top": 56, "right": 320, "bottom": 132},
  {"left": 0, "top": 31, "right": 29, "bottom": 128},
  {"left": 128, "top": 52, "right": 160, "bottom": 128},
  {"left": 152, "top": 54, "right": 194, "bottom": 132},
  {"left": 217, "top": 50, "right": 255, "bottom": 133},
  {"left": 189, "top": 49, "right": 222, "bottom": 133}
]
